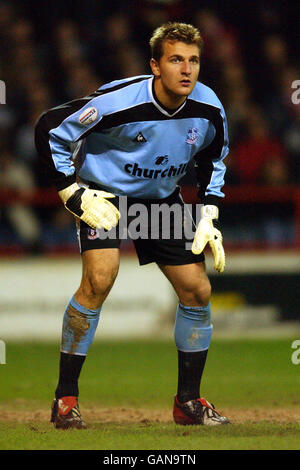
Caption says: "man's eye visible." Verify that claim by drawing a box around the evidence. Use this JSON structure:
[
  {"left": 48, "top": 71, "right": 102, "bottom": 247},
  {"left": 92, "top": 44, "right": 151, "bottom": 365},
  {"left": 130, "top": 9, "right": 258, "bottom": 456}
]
[{"left": 171, "top": 58, "right": 180, "bottom": 63}]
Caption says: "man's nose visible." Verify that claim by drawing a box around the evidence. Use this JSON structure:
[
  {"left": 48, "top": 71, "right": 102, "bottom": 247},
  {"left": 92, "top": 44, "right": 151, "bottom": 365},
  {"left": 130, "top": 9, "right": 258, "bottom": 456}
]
[{"left": 181, "top": 61, "right": 191, "bottom": 74}]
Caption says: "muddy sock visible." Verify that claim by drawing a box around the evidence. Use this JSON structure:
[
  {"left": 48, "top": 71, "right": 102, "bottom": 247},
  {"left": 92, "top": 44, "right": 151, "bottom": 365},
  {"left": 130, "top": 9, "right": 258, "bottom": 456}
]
[{"left": 60, "top": 296, "right": 101, "bottom": 355}]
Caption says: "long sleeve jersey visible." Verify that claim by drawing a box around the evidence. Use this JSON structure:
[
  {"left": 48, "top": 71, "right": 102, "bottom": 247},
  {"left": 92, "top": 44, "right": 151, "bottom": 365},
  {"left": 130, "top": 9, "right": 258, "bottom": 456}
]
[{"left": 35, "top": 75, "right": 229, "bottom": 204}]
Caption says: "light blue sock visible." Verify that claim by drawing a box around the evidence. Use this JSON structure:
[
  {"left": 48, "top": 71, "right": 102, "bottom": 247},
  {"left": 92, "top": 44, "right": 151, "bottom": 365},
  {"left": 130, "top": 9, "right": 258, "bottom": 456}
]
[
  {"left": 61, "top": 296, "right": 102, "bottom": 356},
  {"left": 174, "top": 302, "right": 213, "bottom": 352}
]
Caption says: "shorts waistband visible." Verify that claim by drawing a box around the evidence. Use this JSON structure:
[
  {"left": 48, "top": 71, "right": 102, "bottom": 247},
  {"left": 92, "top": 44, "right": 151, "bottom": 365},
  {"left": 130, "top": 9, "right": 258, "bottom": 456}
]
[{"left": 87, "top": 182, "right": 181, "bottom": 205}]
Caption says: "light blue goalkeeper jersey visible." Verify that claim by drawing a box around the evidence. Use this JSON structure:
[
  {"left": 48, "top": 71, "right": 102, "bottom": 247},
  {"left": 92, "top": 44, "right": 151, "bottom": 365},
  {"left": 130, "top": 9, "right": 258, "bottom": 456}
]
[{"left": 35, "top": 75, "right": 229, "bottom": 202}]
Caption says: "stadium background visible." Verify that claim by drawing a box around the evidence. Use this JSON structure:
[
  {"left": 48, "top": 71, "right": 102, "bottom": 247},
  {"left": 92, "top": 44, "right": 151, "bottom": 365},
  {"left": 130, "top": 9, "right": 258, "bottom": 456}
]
[{"left": 0, "top": 0, "right": 300, "bottom": 341}]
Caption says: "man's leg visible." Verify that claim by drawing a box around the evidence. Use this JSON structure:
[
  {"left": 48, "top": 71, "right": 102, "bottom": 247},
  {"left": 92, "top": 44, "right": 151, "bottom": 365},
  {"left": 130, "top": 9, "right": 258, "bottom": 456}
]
[
  {"left": 158, "top": 262, "right": 229, "bottom": 425},
  {"left": 52, "top": 248, "right": 120, "bottom": 429},
  {"left": 159, "top": 262, "right": 211, "bottom": 402}
]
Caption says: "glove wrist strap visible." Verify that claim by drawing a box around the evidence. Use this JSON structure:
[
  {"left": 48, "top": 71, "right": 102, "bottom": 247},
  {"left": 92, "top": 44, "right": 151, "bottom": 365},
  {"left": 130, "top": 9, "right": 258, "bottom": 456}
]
[
  {"left": 58, "top": 183, "right": 80, "bottom": 203},
  {"left": 200, "top": 204, "right": 219, "bottom": 220}
]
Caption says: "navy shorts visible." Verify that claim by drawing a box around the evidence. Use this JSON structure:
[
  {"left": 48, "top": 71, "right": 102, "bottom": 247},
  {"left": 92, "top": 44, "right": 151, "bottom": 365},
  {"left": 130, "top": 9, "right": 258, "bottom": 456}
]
[{"left": 76, "top": 185, "right": 205, "bottom": 266}]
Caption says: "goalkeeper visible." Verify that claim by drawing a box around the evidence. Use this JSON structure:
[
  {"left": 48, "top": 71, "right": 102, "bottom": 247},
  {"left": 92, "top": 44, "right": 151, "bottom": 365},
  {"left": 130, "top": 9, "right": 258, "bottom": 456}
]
[{"left": 35, "top": 21, "right": 229, "bottom": 429}]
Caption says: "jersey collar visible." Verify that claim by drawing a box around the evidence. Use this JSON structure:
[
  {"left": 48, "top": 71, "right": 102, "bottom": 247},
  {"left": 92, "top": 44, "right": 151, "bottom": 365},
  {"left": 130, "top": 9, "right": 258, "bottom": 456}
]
[{"left": 148, "top": 76, "right": 187, "bottom": 117}]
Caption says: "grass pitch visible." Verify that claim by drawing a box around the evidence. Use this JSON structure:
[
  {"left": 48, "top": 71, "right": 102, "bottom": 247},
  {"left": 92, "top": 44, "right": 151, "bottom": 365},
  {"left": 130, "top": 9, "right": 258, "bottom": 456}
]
[{"left": 0, "top": 338, "right": 300, "bottom": 450}]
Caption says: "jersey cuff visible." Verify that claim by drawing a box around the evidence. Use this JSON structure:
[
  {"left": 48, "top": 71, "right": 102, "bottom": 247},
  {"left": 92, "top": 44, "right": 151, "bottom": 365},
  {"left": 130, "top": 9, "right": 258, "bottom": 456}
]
[
  {"left": 55, "top": 174, "right": 77, "bottom": 191},
  {"left": 202, "top": 195, "right": 222, "bottom": 209}
]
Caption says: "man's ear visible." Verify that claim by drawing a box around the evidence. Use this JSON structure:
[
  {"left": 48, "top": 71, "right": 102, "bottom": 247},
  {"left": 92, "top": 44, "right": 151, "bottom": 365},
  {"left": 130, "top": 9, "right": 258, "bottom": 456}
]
[{"left": 150, "top": 58, "right": 160, "bottom": 77}]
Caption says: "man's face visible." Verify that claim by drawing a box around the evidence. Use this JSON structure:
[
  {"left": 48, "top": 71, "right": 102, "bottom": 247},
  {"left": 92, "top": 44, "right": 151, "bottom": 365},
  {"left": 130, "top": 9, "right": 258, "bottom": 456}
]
[{"left": 150, "top": 40, "right": 200, "bottom": 105}]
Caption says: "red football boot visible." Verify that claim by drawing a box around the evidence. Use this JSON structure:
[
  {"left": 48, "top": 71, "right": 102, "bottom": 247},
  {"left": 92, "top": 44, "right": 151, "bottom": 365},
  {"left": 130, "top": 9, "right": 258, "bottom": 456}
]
[
  {"left": 50, "top": 396, "right": 87, "bottom": 429},
  {"left": 173, "top": 395, "right": 230, "bottom": 425}
]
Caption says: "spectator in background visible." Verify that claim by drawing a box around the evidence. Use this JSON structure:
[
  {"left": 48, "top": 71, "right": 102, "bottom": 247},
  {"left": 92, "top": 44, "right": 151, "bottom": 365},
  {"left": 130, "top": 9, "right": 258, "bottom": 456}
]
[
  {"left": 97, "top": 12, "right": 149, "bottom": 80},
  {"left": 61, "top": 61, "right": 101, "bottom": 99},
  {"left": 284, "top": 108, "right": 300, "bottom": 184},
  {"left": 194, "top": 7, "right": 253, "bottom": 152},
  {"left": 263, "top": 34, "right": 289, "bottom": 72},
  {"left": 55, "top": 19, "right": 86, "bottom": 68},
  {"left": 231, "top": 106, "right": 289, "bottom": 186},
  {"left": 54, "top": 20, "right": 101, "bottom": 99},
  {"left": 222, "top": 66, "right": 252, "bottom": 145},
  {"left": 0, "top": 147, "right": 42, "bottom": 252},
  {"left": 195, "top": 8, "right": 242, "bottom": 77},
  {"left": 15, "top": 85, "right": 53, "bottom": 184},
  {"left": 263, "top": 63, "right": 300, "bottom": 183},
  {"left": 262, "top": 34, "right": 299, "bottom": 134},
  {"left": 195, "top": 8, "right": 240, "bottom": 62}
]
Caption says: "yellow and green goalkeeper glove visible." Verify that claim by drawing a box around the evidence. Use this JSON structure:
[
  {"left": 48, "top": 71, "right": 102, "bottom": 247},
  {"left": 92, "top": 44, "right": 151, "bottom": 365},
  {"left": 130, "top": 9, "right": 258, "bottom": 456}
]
[
  {"left": 58, "top": 183, "right": 120, "bottom": 231},
  {"left": 191, "top": 205, "right": 225, "bottom": 273}
]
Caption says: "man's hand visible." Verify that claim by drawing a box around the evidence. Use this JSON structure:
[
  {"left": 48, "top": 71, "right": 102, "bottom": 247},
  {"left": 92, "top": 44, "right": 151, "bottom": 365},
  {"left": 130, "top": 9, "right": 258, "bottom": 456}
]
[
  {"left": 191, "top": 205, "right": 225, "bottom": 273},
  {"left": 58, "top": 183, "right": 120, "bottom": 230}
]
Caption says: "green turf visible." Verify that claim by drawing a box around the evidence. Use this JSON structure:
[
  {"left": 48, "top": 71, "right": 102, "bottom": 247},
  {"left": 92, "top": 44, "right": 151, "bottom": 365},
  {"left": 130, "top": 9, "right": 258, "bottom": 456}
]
[
  {"left": 1, "top": 421, "right": 300, "bottom": 450},
  {"left": 0, "top": 338, "right": 300, "bottom": 450}
]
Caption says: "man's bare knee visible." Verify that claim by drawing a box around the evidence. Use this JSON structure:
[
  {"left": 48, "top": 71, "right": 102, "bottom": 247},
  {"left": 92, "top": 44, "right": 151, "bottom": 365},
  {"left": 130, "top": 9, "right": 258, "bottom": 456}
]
[
  {"left": 194, "top": 280, "right": 211, "bottom": 306},
  {"left": 89, "top": 268, "right": 117, "bottom": 297},
  {"left": 76, "top": 249, "right": 120, "bottom": 308},
  {"left": 80, "top": 267, "right": 117, "bottom": 303},
  {"left": 179, "top": 280, "right": 211, "bottom": 307}
]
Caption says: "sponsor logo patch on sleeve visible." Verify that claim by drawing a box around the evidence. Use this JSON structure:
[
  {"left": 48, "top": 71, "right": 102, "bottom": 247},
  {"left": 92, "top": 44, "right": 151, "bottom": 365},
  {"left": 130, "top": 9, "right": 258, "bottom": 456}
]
[{"left": 79, "top": 107, "right": 98, "bottom": 125}]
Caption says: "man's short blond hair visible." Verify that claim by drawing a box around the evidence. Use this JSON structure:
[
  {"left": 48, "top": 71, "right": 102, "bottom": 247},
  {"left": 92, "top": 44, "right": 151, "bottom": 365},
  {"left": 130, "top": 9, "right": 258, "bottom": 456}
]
[{"left": 150, "top": 22, "right": 204, "bottom": 61}]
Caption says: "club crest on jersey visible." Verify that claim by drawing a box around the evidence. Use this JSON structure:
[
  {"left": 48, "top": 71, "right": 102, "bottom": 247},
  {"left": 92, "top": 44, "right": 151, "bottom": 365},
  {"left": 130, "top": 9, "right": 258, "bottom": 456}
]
[
  {"left": 87, "top": 228, "right": 99, "bottom": 240},
  {"left": 79, "top": 107, "right": 98, "bottom": 125},
  {"left": 186, "top": 128, "right": 199, "bottom": 144}
]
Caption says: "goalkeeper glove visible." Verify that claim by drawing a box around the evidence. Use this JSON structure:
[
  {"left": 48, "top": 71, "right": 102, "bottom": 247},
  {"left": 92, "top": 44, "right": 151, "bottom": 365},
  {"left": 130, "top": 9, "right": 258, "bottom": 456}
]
[
  {"left": 191, "top": 205, "right": 225, "bottom": 273},
  {"left": 58, "top": 183, "right": 120, "bottom": 231}
]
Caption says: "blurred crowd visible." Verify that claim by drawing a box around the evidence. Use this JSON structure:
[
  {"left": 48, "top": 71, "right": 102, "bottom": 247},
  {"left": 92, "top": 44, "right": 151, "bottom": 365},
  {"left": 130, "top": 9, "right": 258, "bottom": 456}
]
[{"left": 0, "top": 0, "right": 299, "bottom": 252}]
